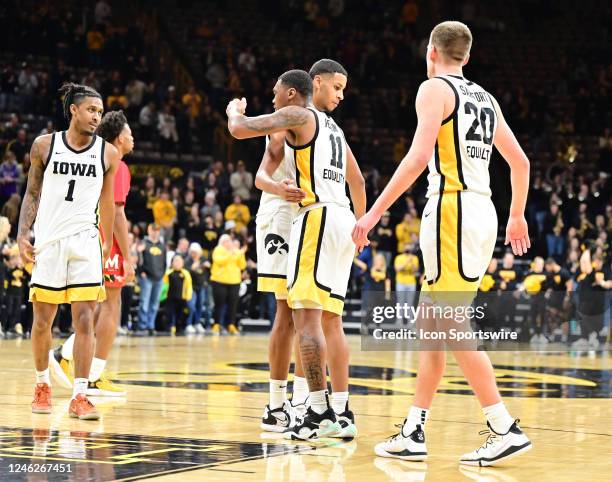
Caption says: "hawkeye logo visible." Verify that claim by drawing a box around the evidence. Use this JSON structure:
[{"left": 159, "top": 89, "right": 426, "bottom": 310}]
[{"left": 265, "top": 233, "right": 289, "bottom": 255}]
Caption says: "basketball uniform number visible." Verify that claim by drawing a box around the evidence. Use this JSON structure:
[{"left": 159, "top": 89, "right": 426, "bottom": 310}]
[
  {"left": 329, "top": 134, "right": 343, "bottom": 169},
  {"left": 464, "top": 102, "right": 495, "bottom": 145},
  {"left": 65, "top": 179, "right": 76, "bottom": 202}
]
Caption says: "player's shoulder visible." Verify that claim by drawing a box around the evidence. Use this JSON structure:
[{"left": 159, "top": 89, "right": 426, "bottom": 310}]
[
  {"left": 31, "top": 133, "right": 55, "bottom": 162},
  {"left": 416, "top": 78, "right": 454, "bottom": 100}
]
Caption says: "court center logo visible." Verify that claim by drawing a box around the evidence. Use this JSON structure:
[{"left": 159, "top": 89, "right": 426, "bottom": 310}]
[{"left": 265, "top": 233, "right": 289, "bottom": 255}]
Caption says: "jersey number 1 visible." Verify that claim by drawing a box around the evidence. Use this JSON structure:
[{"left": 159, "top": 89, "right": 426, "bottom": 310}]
[
  {"left": 65, "top": 179, "right": 76, "bottom": 202},
  {"left": 329, "top": 135, "right": 343, "bottom": 169}
]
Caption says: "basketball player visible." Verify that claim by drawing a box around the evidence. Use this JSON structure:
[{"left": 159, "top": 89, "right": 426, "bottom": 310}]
[
  {"left": 227, "top": 63, "right": 366, "bottom": 440},
  {"left": 17, "top": 83, "right": 120, "bottom": 420},
  {"left": 49, "top": 110, "right": 135, "bottom": 397},
  {"left": 254, "top": 76, "right": 308, "bottom": 432},
  {"left": 256, "top": 61, "right": 363, "bottom": 439},
  {"left": 352, "top": 21, "right": 532, "bottom": 465}
]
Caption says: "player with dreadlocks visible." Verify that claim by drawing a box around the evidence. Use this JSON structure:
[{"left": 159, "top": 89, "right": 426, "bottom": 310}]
[
  {"left": 49, "top": 110, "right": 135, "bottom": 397},
  {"left": 17, "top": 83, "right": 120, "bottom": 420}
]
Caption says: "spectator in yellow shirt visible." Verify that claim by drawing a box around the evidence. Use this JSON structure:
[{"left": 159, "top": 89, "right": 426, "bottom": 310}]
[
  {"left": 224, "top": 195, "right": 251, "bottom": 232},
  {"left": 394, "top": 243, "right": 420, "bottom": 322},
  {"left": 395, "top": 211, "right": 420, "bottom": 253},
  {"left": 210, "top": 235, "right": 247, "bottom": 335},
  {"left": 182, "top": 85, "right": 202, "bottom": 121},
  {"left": 153, "top": 190, "right": 177, "bottom": 241}
]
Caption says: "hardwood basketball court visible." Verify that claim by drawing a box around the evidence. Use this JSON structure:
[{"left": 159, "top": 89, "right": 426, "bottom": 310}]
[{"left": 0, "top": 335, "right": 610, "bottom": 481}]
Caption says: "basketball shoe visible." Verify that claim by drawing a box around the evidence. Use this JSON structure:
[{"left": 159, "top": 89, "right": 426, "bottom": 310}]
[
  {"left": 69, "top": 394, "right": 100, "bottom": 420},
  {"left": 49, "top": 347, "right": 73, "bottom": 389},
  {"left": 31, "top": 383, "right": 52, "bottom": 414},
  {"left": 291, "top": 396, "right": 309, "bottom": 420},
  {"left": 87, "top": 373, "right": 126, "bottom": 397},
  {"left": 284, "top": 406, "right": 341, "bottom": 440},
  {"left": 261, "top": 400, "right": 297, "bottom": 432},
  {"left": 330, "top": 402, "right": 358, "bottom": 439},
  {"left": 460, "top": 420, "right": 531, "bottom": 466},
  {"left": 374, "top": 421, "right": 427, "bottom": 461}
]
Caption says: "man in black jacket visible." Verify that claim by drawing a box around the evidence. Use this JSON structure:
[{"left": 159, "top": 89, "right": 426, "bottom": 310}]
[{"left": 137, "top": 224, "right": 167, "bottom": 335}]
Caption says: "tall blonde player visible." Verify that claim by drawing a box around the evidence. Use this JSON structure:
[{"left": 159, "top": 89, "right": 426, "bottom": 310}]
[{"left": 353, "top": 21, "right": 532, "bottom": 466}]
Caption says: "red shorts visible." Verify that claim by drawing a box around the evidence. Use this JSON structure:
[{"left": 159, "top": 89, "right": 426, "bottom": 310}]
[{"left": 103, "top": 235, "right": 125, "bottom": 288}]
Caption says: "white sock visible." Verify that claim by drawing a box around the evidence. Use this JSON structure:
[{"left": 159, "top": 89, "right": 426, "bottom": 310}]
[
  {"left": 292, "top": 376, "right": 309, "bottom": 405},
  {"left": 483, "top": 401, "right": 514, "bottom": 434},
  {"left": 331, "top": 391, "right": 349, "bottom": 414},
  {"left": 89, "top": 357, "right": 107, "bottom": 383},
  {"left": 269, "top": 379, "right": 288, "bottom": 409},
  {"left": 72, "top": 378, "right": 88, "bottom": 399},
  {"left": 61, "top": 333, "right": 76, "bottom": 361},
  {"left": 309, "top": 389, "right": 329, "bottom": 415},
  {"left": 403, "top": 405, "right": 430, "bottom": 436},
  {"left": 36, "top": 368, "right": 50, "bottom": 385}
]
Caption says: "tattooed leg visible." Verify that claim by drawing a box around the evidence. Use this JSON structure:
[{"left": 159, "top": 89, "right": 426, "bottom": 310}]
[{"left": 293, "top": 308, "right": 327, "bottom": 392}]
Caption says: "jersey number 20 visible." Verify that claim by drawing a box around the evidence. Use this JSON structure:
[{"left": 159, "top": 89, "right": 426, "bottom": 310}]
[{"left": 464, "top": 102, "right": 495, "bottom": 145}]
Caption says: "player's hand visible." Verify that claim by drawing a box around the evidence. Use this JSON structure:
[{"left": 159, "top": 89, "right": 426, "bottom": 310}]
[
  {"left": 277, "top": 179, "right": 306, "bottom": 203},
  {"left": 504, "top": 214, "right": 530, "bottom": 256},
  {"left": 226, "top": 97, "right": 247, "bottom": 117},
  {"left": 123, "top": 259, "right": 136, "bottom": 283},
  {"left": 17, "top": 236, "right": 35, "bottom": 264},
  {"left": 352, "top": 210, "right": 379, "bottom": 251}
]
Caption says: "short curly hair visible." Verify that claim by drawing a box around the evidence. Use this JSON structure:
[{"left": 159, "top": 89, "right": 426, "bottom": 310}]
[{"left": 96, "top": 110, "right": 128, "bottom": 143}]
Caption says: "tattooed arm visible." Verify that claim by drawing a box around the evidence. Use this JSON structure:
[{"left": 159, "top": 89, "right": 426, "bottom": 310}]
[
  {"left": 17, "top": 135, "right": 50, "bottom": 264},
  {"left": 226, "top": 97, "right": 312, "bottom": 139}
]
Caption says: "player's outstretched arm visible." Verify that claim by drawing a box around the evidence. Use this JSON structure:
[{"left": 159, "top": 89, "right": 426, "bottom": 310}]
[
  {"left": 352, "top": 79, "right": 444, "bottom": 248},
  {"left": 345, "top": 143, "right": 366, "bottom": 220},
  {"left": 226, "top": 98, "right": 311, "bottom": 139},
  {"left": 17, "top": 135, "right": 49, "bottom": 264},
  {"left": 99, "top": 142, "right": 120, "bottom": 260},
  {"left": 490, "top": 96, "right": 531, "bottom": 256},
  {"left": 255, "top": 131, "right": 305, "bottom": 203}
]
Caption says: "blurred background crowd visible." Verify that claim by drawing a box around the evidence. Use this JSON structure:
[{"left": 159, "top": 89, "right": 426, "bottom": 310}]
[{"left": 0, "top": 0, "right": 609, "bottom": 346}]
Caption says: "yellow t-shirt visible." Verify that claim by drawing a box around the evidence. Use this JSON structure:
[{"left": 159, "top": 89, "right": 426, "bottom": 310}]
[
  {"left": 395, "top": 219, "right": 420, "bottom": 252},
  {"left": 394, "top": 253, "right": 419, "bottom": 285},
  {"left": 153, "top": 199, "right": 177, "bottom": 227},
  {"left": 210, "top": 246, "right": 247, "bottom": 285},
  {"left": 225, "top": 203, "right": 251, "bottom": 232}
]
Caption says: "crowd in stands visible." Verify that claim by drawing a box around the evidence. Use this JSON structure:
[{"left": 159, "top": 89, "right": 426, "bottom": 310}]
[{"left": 0, "top": 0, "right": 609, "bottom": 344}]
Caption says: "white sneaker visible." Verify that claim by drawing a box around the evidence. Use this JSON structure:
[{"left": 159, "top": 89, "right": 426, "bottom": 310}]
[
  {"left": 283, "top": 406, "right": 341, "bottom": 440},
  {"left": 331, "top": 403, "right": 358, "bottom": 439},
  {"left": 291, "top": 396, "right": 309, "bottom": 421},
  {"left": 195, "top": 324, "right": 206, "bottom": 334},
  {"left": 588, "top": 332, "right": 600, "bottom": 349},
  {"left": 14, "top": 323, "right": 23, "bottom": 336},
  {"left": 261, "top": 400, "right": 297, "bottom": 433},
  {"left": 117, "top": 326, "right": 128, "bottom": 336},
  {"left": 185, "top": 325, "right": 196, "bottom": 335},
  {"left": 374, "top": 421, "right": 427, "bottom": 461},
  {"left": 538, "top": 334, "right": 549, "bottom": 344},
  {"left": 460, "top": 420, "right": 532, "bottom": 467}
]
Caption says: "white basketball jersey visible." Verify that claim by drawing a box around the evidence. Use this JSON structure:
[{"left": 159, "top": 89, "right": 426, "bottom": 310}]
[
  {"left": 257, "top": 136, "right": 298, "bottom": 218},
  {"left": 425, "top": 74, "right": 497, "bottom": 198},
  {"left": 285, "top": 107, "right": 350, "bottom": 210},
  {"left": 34, "top": 131, "right": 106, "bottom": 248}
]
